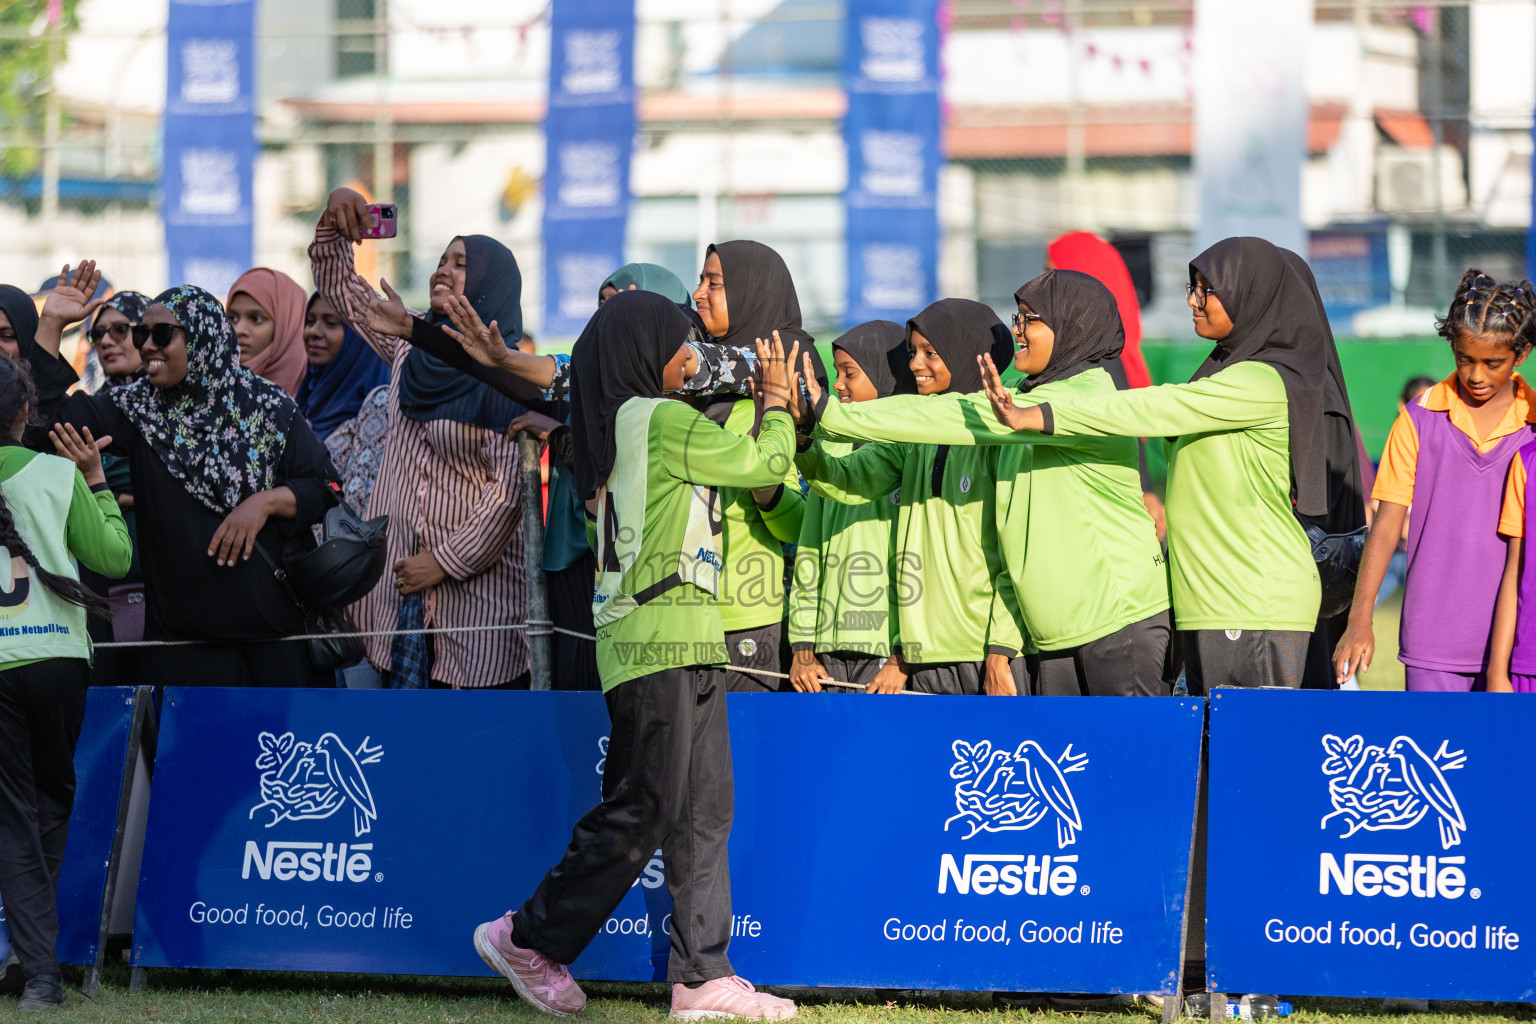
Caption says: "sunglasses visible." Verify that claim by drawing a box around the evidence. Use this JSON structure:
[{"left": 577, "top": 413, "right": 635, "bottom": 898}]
[
  {"left": 89, "top": 321, "right": 132, "bottom": 345},
  {"left": 131, "top": 323, "right": 183, "bottom": 351},
  {"left": 1011, "top": 311, "right": 1042, "bottom": 332}
]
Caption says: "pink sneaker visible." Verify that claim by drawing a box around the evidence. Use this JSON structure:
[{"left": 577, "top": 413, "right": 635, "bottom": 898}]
[
  {"left": 474, "top": 912, "right": 587, "bottom": 1016},
  {"left": 670, "top": 976, "right": 797, "bottom": 1020}
]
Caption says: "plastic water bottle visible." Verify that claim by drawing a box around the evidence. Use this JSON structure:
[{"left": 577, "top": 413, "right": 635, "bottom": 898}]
[
  {"left": 1183, "top": 994, "right": 1293, "bottom": 1020},
  {"left": 1227, "top": 995, "right": 1293, "bottom": 1020}
]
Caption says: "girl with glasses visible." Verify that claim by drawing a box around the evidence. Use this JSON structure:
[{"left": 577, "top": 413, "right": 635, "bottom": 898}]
[
  {"left": 801, "top": 273, "right": 1171, "bottom": 697},
  {"left": 967, "top": 238, "right": 1347, "bottom": 694}
]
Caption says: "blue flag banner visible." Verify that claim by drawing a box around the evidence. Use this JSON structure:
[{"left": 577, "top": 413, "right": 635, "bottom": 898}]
[
  {"left": 542, "top": 2, "right": 636, "bottom": 337},
  {"left": 131, "top": 689, "right": 1202, "bottom": 991},
  {"left": 163, "top": 0, "right": 255, "bottom": 298},
  {"left": 843, "top": 0, "right": 941, "bottom": 325},
  {"left": 1206, "top": 689, "right": 1536, "bottom": 1001},
  {"left": 0, "top": 688, "right": 136, "bottom": 965}
]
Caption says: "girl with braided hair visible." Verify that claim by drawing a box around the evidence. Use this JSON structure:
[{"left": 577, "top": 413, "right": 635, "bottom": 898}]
[
  {"left": 1336, "top": 269, "right": 1536, "bottom": 691},
  {"left": 0, "top": 357, "right": 131, "bottom": 1011}
]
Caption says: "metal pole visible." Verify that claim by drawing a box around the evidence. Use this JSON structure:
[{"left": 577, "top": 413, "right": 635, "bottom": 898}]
[
  {"left": 373, "top": 0, "right": 396, "bottom": 284},
  {"left": 1064, "top": 0, "right": 1086, "bottom": 225},
  {"left": 85, "top": 686, "right": 158, "bottom": 996},
  {"left": 41, "top": 21, "right": 61, "bottom": 267},
  {"left": 1427, "top": 8, "right": 1448, "bottom": 309},
  {"left": 518, "top": 432, "right": 552, "bottom": 690}
]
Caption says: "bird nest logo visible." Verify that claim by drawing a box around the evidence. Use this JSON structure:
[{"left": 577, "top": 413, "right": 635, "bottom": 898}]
[
  {"left": 945, "top": 740, "right": 1088, "bottom": 848},
  {"left": 1320, "top": 734, "right": 1467, "bottom": 850},
  {"left": 249, "top": 732, "right": 384, "bottom": 838}
]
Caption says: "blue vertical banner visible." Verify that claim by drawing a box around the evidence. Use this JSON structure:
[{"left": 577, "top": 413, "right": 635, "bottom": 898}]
[
  {"left": 542, "top": 2, "right": 637, "bottom": 337},
  {"left": 163, "top": 0, "right": 255, "bottom": 298},
  {"left": 843, "top": 1, "right": 942, "bottom": 325}
]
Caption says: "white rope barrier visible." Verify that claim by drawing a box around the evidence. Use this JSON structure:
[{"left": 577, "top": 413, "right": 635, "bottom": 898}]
[{"left": 96, "top": 622, "right": 933, "bottom": 691}]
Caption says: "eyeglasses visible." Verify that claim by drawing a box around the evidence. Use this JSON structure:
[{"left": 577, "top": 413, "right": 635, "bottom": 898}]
[
  {"left": 131, "top": 323, "right": 182, "bottom": 351},
  {"left": 89, "top": 321, "right": 131, "bottom": 345},
  {"left": 1186, "top": 282, "right": 1217, "bottom": 311},
  {"left": 1011, "top": 311, "right": 1042, "bottom": 332}
]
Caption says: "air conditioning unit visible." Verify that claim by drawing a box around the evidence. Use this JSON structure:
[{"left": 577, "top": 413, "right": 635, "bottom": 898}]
[{"left": 1376, "top": 146, "right": 1468, "bottom": 214}]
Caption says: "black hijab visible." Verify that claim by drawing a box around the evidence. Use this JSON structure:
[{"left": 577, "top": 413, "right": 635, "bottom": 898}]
[
  {"left": 1013, "top": 270, "right": 1125, "bottom": 393},
  {"left": 700, "top": 240, "right": 824, "bottom": 420},
  {"left": 708, "top": 240, "right": 815, "bottom": 352},
  {"left": 399, "top": 234, "right": 524, "bottom": 429},
  {"left": 831, "top": 320, "right": 914, "bottom": 398},
  {"left": 906, "top": 298, "right": 1014, "bottom": 395},
  {"left": 0, "top": 285, "right": 40, "bottom": 362},
  {"left": 1188, "top": 236, "right": 1335, "bottom": 518},
  {"left": 570, "top": 290, "right": 698, "bottom": 498},
  {"left": 1279, "top": 247, "right": 1366, "bottom": 534}
]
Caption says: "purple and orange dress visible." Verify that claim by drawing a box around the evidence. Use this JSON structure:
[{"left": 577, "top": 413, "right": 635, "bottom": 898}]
[{"left": 1373, "top": 373, "right": 1536, "bottom": 691}]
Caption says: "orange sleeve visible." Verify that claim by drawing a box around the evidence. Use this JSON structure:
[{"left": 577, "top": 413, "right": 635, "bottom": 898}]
[
  {"left": 1371, "top": 407, "right": 1419, "bottom": 507},
  {"left": 1500, "top": 453, "right": 1527, "bottom": 538}
]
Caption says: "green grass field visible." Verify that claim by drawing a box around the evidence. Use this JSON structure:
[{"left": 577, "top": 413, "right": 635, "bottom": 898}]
[
  {"left": 1356, "top": 591, "right": 1405, "bottom": 691},
  {"left": 17, "top": 964, "right": 1535, "bottom": 1024}
]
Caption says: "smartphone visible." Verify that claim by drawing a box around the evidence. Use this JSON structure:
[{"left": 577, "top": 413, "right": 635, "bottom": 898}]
[{"left": 360, "top": 203, "right": 398, "bottom": 239}]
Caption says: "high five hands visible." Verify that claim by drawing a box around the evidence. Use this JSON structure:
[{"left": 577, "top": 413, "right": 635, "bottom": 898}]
[
  {"left": 441, "top": 295, "right": 510, "bottom": 371},
  {"left": 979, "top": 354, "right": 1041, "bottom": 432},
  {"left": 750, "top": 332, "right": 799, "bottom": 415}
]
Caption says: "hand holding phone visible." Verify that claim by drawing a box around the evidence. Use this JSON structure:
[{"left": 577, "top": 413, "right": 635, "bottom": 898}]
[{"left": 360, "top": 203, "right": 398, "bottom": 240}]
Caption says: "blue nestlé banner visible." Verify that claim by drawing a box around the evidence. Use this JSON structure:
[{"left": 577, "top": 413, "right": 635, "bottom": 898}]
[
  {"left": 163, "top": 0, "right": 256, "bottom": 299},
  {"left": 1206, "top": 689, "right": 1536, "bottom": 1001},
  {"left": 132, "top": 689, "right": 1202, "bottom": 992},
  {"left": 0, "top": 688, "right": 136, "bottom": 965},
  {"left": 843, "top": 0, "right": 941, "bottom": 325},
  {"left": 542, "top": 0, "right": 636, "bottom": 337}
]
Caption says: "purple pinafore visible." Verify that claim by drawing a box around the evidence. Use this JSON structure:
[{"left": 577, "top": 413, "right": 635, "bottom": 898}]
[
  {"left": 1505, "top": 439, "right": 1536, "bottom": 692},
  {"left": 1399, "top": 401, "right": 1535, "bottom": 689}
]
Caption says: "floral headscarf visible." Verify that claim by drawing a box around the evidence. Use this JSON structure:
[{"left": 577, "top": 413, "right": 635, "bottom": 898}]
[{"left": 109, "top": 285, "right": 297, "bottom": 514}]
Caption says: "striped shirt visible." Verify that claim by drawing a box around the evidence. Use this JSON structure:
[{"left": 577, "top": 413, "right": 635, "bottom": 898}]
[{"left": 310, "top": 226, "right": 529, "bottom": 687}]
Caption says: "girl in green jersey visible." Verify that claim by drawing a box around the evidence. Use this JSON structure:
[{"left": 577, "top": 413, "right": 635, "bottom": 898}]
[
  {"left": 690, "top": 240, "right": 811, "bottom": 691},
  {"left": 793, "top": 300, "right": 1024, "bottom": 695},
  {"left": 479, "top": 291, "right": 800, "bottom": 1022},
  {"left": 808, "top": 272, "right": 1172, "bottom": 696},
  {"left": 974, "top": 237, "right": 1337, "bottom": 692},
  {"left": 788, "top": 320, "right": 915, "bottom": 692}
]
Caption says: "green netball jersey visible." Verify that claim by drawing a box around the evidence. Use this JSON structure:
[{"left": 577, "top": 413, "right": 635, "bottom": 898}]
[
  {"left": 816, "top": 368, "right": 1169, "bottom": 650},
  {"left": 716, "top": 400, "right": 804, "bottom": 633},
  {"left": 1043, "top": 361, "right": 1319, "bottom": 631},
  {"left": 592, "top": 398, "right": 798, "bottom": 691},
  {"left": 787, "top": 440, "right": 899, "bottom": 658},
  {"left": 795, "top": 438, "right": 1021, "bottom": 664}
]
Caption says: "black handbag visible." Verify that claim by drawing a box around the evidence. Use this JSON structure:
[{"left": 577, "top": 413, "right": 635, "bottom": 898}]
[
  {"left": 1305, "top": 523, "right": 1369, "bottom": 620},
  {"left": 281, "top": 485, "right": 389, "bottom": 610},
  {"left": 253, "top": 540, "right": 367, "bottom": 671}
]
